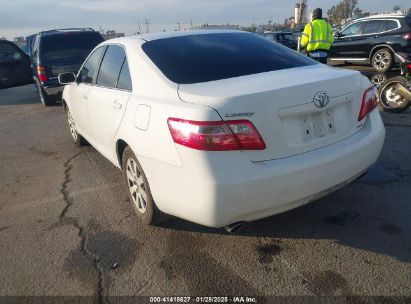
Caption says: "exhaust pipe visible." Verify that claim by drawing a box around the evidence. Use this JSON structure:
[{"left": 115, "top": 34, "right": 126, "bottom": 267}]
[
  {"left": 224, "top": 221, "right": 246, "bottom": 233},
  {"left": 395, "top": 84, "right": 411, "bottom": 100}
]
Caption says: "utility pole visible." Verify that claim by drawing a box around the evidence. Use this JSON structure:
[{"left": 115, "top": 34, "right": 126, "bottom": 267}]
[
  {"left": 144, "top": 19, "right": 150, "bottom": 33},
  {"left": 177, "top": 22, "right": 181, "bottom": 31},
  {"left": 190, "top": 19, "right": 193, "bottom": 30},
  {"left": 137, "top": 22, "right": 141, "bottom": 34}
]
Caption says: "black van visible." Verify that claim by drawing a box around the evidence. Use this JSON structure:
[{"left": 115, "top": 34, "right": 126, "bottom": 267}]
[
  {"left": 0, "top": 40, "right": 32, "bottom": 89},
  {"left": 30, "top": 28, "right": 104, "bottom": 106}
]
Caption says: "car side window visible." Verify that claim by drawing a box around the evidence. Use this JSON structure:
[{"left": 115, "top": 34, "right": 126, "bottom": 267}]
[
  {"left": 78, "top": 46, "right": 106, "bottom": 84},
  {"left": 340, "top": 22, "right": 362, "bottom": 36},
  {"left": 117, "top": 58, "right": 132, "bottom": 91},
  {"left": 383, "top": 20, "right": 398, "bottom": 31},
  {"left": 96, "top": 45, "right": 126, "bottom": 88},
  {"left": 0, "top": 43, "right": 22, "bottom": 63},
  {"left": 362, "top": 21, "right": 383, "bottom": 35}
]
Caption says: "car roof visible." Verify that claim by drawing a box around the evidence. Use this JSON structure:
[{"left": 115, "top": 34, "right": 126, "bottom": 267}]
[
  {"left": 38, "top": 28, "right": 97, "bottom": 37},
  {"left": 108, "top": 30, "right": 246, "bottom": 44},
  {"left": 355, "top": 14, "right": 409, "bottom": 22}
]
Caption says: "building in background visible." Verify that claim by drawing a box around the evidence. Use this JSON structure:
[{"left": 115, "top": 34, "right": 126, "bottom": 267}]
[
  {"left": 101, "top": 30, "right": 125, "bottom": 40},
  {"left": 295, "top": 0, "right": 308, "bottom": 27}
]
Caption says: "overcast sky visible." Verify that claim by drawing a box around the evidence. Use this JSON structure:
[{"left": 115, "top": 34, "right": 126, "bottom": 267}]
[{"left": 1, "top": 0, "right": 410, "bottom": 39}]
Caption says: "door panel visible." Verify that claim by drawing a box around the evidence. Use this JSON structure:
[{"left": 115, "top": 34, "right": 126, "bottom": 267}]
[
  {"left": 87, "top": 87, "right": 131, "bottom": 162},
  {"left": 69, "top": 83, "right": 92, "bottom": 139},
  {"left": 330, "top": 22, "right": 366, "bottom": 59},
  {"left": 71, "top": 46, "right": 107, "bottom": 140}
]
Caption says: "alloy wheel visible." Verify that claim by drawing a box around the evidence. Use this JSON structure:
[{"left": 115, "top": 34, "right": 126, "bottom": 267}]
[
  {"left": 126, "top": 158, "right": 148, "bottom": 214},
  {"left": 373, "top": 50, "right": 391, "bottom": 71},
  {"left": 67, "top": 110, "right": 78, "bottom": 141},
  {"left": 370, "top": 74, "right": 387, "bottom": 88}
]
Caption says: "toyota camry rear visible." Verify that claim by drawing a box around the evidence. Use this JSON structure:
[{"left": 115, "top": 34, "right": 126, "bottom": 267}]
[{"left": 62, "top": 31, "right": 385, "bottom": 229}]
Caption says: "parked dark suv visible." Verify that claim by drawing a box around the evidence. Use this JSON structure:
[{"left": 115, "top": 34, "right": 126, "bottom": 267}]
[
  {"left": 329, "top": 14, "right": 411, "bottom": 72},
  {"left": 30, "top": 28, "right": 104, "bottom": 106},
  {"left": 0, "top": 40, "right": 32, "bottom": 89}
]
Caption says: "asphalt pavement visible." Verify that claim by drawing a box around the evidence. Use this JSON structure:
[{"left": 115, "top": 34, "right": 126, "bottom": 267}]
[{"left": 0, "top": 69, "right": 410, "bottom": 303}]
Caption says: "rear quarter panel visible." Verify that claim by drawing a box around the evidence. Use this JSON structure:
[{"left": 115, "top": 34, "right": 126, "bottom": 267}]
[{"left": 114, "top": 40, "right": 222, "bottom": 169}]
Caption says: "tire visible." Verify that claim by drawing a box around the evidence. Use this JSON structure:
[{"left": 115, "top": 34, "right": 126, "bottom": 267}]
[
  {"left": 66, "top": 108, "right": 88, "bottom": 146},
  {"left": 378, "top": 76, "right": 410, "bottom": 113},
  {"left": 122, "top": 147, "right": 169, "bottom": 225},
  {"left": 370, "top": 73, "right": 387, "bottom": 88},
  {"left": 371, "top": 48, "right": 393, "bottom": 73},
  {"left": 36, "top": 82, "right": 56, "bottom": 106}
]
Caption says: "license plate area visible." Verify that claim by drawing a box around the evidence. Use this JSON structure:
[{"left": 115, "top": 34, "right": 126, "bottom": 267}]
[{"left": 301, "top": 111, "right": 336, "bottom": 142}]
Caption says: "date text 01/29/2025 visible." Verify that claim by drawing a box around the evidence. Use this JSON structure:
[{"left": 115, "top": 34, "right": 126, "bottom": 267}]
[{"left": 149, "top": 296, "right": 258, "bottom": 303}]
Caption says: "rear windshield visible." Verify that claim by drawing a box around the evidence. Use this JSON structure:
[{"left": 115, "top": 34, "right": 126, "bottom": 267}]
[
  {"left": 142, "top": 32, "right": 316, "bottom": 84},
  {"left": 407, "top": 17, "right": 411, "bottom": 28},
  {"left": 40, "top": 32, "right": 104, "bottom": 62}
]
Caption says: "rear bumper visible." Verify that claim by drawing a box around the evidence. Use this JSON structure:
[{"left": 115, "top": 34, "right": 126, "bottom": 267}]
[{"left": 142, "top": 110, "right": 385, "bottom": 228}]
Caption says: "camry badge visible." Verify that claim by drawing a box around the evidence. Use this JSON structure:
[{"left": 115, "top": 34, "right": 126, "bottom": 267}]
[
  {"left": 224, "top": 112, "right": 255, "bottom": 118},
  {"left": 313, "top": 92, "right": 330, "bottom": 108}
]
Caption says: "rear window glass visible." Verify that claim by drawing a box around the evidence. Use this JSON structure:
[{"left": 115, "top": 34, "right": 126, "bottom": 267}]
[
  {"left": 407, "top": 17, "right": 411, "bottom": 28},
  {"left": 40, "top": 32, "right": 104, "bottom": 62},
  {"left": 142, "top": 32, "right": 316, "bottom": 84},
  {"left": 0, "top": 42, "right": 22, "bottom": 63},
  {"left": 384, "top": 20, "right": 398, "bottom": 31}
]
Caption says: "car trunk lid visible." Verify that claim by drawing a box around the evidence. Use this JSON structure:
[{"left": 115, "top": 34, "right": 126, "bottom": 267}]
[{"left": 178, "top": 65, "right": 366, "bottom": 162}]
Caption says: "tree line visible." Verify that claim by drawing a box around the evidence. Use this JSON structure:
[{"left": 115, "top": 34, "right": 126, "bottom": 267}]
[{"left": 327, "top": 0, "right": 411, "bottom": 25}]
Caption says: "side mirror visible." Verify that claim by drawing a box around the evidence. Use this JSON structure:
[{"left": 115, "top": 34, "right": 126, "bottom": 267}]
[
  {"left": 58, "top": 72, "right": 76, "bottom": 85},
  {"left": 335, "top": 32, "right": 344, "bottom": 38}
]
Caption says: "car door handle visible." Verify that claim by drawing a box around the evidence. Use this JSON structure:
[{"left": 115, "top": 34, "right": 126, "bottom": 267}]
[
  {"left": 111, "top": 100, "right": 122, "bottom": 110},
  {"left": 82, "top": 94, "right": 87, "bottom": 100}
]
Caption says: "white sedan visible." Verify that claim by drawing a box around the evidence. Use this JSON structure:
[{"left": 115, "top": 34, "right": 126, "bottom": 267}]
[{"left": 59, "top": 30, "right": 385, "bottom": 230}]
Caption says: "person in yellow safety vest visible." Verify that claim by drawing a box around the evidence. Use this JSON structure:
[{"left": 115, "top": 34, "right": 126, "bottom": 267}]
[{"left": 301, "top": 8, "right": 334, "bottom": 64}]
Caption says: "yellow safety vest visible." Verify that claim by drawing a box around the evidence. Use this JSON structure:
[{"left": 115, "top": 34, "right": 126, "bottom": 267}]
[{"left": 301, "top": 19, "right": 334, "bottom": 52}]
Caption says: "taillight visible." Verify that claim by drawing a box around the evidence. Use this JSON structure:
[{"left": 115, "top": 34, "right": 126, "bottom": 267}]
[
  {"left": 407, "top": 64, "right": 411, "bottom": 70},
  {"left": 402, "top": 32, "right": 411, "bottom": 40},
  {"left": 167, "top": 118, "right": 266, "bottom": 151},
  {"left": 37, "top": 65, "right": 48, "bottom": 82},
  {"left": 358, "top": 86, "right": 378, "bottom": 121}
]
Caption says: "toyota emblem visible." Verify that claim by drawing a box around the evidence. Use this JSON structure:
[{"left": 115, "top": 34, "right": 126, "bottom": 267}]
[{"left": 313, "top": 92, "right": 330, "bottom": 108}]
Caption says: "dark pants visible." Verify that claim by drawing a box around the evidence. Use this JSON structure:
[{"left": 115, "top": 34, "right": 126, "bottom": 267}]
[
  {"left": 309, "top": 52, "right": 328, "bottom": 64},
  {"left": 315, "top": 56, "right": 328, "bottom": 64}
]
